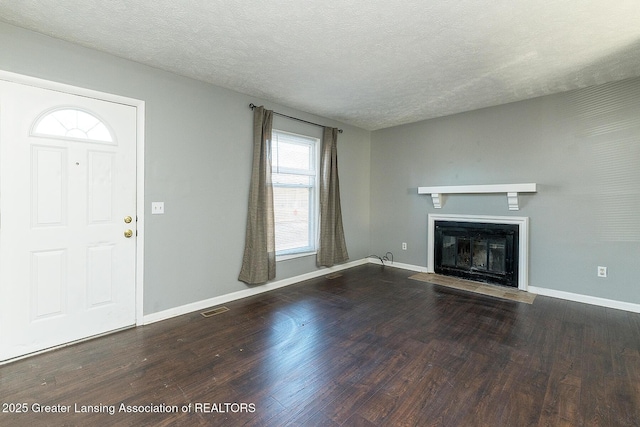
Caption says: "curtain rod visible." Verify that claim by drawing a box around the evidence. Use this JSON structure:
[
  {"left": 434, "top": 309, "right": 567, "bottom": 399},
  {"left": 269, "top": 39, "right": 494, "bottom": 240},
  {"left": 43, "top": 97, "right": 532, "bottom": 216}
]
[{"left": 249, "top": 103, "right": 343, "bottom": 133}]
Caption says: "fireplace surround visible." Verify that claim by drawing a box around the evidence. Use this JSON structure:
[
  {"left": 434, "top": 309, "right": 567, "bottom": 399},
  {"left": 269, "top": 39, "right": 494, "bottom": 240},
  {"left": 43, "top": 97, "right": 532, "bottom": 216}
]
[
  {"left": 434, "top": 221, "right": 519, "bottom": 287},
  {"left": 428, "top": 214, "right": 530, "bottom": 290}
]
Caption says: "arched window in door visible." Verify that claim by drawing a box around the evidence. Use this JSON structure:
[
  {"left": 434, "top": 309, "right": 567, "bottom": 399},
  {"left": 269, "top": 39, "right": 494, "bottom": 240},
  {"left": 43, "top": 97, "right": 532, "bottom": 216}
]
[{"left": 31, "top": 107, "right": 115, "bottom": 143}]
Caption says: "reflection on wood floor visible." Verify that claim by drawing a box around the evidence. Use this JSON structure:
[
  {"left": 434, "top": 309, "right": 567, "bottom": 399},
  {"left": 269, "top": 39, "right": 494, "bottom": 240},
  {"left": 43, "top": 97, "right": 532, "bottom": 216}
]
[{"left": 1, "top": 264, "right": 639, "bottom": 426}]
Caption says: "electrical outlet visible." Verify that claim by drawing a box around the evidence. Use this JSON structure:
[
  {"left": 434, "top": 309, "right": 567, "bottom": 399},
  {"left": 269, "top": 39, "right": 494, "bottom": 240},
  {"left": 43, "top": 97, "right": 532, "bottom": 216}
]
[
  {"left": 151, "top": 202, "right": 165, "bottom": 215},
  {"left": 402, "top": 242, "right": 407, "bottom": 250},
  {"left": 597, "top": 266, "right": 607, "bottom": 278}
]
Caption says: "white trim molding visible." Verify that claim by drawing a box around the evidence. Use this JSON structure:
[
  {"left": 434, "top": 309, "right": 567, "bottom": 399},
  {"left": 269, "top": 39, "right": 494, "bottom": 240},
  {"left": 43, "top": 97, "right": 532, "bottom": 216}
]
[
  {"left": 143, "top": 256, "right": 640, "bottom": 326},
  {"left": 370, "top": 259, "right": 640, "bottom": 313},
  {"left": 529, "top": 286, "right": 640, "bottom": 313},
  {"left": 418, "top": 183, "right": 537, "bottom": 210},
  {"left": 0, "top": 70, "right": 147, "bottom": 327},
  {"left": 427, "top": 214, "right": 530, "bottom": 291},
  {"left": 143, "top": 259, "right": 369, "bottom": 325},
  {"left": 367, "top": 257, "right": 428, "bottom": 273}
]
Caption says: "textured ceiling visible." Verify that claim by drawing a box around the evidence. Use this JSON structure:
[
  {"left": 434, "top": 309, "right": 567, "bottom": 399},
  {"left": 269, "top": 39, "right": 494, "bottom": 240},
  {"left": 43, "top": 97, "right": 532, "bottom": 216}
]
[{"left": 1, "top": 1, "right": 640, "bottom": 130}]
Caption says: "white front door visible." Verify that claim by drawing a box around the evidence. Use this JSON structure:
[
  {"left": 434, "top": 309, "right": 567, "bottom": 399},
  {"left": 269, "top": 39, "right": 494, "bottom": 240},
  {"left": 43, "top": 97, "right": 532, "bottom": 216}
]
[{"left": 0, "top": 80, "right": 138, "bottom": 362}]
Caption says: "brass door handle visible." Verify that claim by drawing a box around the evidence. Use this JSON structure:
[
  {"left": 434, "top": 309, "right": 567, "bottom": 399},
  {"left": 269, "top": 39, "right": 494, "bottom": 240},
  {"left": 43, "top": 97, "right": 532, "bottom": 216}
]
[
  {"left": 124, "top": 229, "right": 133, "bottom": 238},
  {"left": 124, "top": 216, "right": 133, "bottom": 224}
]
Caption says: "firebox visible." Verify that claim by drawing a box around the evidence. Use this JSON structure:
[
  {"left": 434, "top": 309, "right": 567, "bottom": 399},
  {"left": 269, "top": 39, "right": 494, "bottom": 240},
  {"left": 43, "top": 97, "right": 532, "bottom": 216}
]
[{"left": 434, "top": 221, "right": 519, "bottom": 287}]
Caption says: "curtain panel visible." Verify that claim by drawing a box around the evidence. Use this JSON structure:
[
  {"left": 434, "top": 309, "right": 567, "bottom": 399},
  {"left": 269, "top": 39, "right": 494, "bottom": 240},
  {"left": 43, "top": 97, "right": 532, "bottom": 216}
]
[
  {"left": 317, "top": 127, "right": 349, "bottom": 267},
  {"left": 238, "top": 106, "right": 276, "bottom": 284}
]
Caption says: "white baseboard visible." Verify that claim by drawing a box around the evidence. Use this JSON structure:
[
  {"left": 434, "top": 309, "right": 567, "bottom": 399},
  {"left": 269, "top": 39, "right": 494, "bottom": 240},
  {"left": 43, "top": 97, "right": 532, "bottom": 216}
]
[
  {"left": 369, "top": 259, "right": 640, "bottom": 314},
  {"left": 144, "top": 257, "right": 640, "bottom": 325},
  {"left": 366, "top": 257, "right": 427, "bottom": 273},
  {"left": 528, "top": 286, "right": 640, "bottom": 313},
  {"left": 142, "top": 258, "right": 369, "bottom": 325}
]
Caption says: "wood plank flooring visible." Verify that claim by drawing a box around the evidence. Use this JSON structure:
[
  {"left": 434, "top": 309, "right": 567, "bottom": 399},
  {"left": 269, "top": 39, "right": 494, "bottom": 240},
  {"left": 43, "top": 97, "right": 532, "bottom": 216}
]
[{"left": 1, "top": 264, "right": 639, "bottom": 426}]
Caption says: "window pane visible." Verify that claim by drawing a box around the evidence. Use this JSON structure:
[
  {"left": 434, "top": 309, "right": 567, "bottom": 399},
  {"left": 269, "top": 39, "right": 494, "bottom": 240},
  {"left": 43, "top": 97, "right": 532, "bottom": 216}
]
[
  {"left": 272, "top": 129, "right": 318, "bottom": 256},
  {"left": 277, "top": 142, "right": 311, "bottom": 170},
  {"left": 35, "top": 115, "right": 68, "bottom": 136},
  {"left": 273, "top": 187, "right": 311, "bottom": 253},
  {"left": 272, "top": 173, "right": 312, "bottom": 186},
  {"left": 272, "top": 133, "right": 314, "bottom": 172},
  {"left": 32, "top": 108, "right": 114, "bottom": 142}
]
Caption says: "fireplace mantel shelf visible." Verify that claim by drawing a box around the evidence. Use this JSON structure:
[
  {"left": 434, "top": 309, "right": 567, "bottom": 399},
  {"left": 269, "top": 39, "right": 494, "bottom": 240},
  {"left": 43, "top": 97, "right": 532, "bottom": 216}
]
[{"left": 418, "top": 183, "right": 537, "bottom": 210}]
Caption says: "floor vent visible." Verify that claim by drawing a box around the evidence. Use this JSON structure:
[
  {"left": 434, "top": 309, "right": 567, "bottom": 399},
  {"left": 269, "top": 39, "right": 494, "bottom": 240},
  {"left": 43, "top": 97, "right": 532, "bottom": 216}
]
[
  {"left": 201, "top": 306, "right": 229, "bottom": 317},
  {"left": 326, "top": 273, "right": 343, "bottom": 279}
]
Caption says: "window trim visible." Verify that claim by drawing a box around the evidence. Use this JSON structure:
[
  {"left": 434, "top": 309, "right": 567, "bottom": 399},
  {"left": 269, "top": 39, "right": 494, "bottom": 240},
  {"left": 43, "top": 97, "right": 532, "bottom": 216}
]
[
  {"left": 275, "top": 250, "right": 317, "bottom": 262},
  {"left": 271, "top": 129, "right": 320, "bottom": 258}
]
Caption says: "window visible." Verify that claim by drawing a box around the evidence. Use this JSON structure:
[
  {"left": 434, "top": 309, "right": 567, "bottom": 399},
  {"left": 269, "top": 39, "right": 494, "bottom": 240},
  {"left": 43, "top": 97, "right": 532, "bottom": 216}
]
[
  {"left": 272, "top": 130, "right": 319, "bottom": 257},
  {"left": 31, "top": 108, "right": 114, "bottom": 143}
]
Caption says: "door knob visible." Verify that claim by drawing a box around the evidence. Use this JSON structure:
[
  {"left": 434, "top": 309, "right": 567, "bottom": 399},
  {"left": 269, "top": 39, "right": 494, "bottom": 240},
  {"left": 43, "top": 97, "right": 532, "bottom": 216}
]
[
  {"left": 124, "top": 216, "right": 133, "bottom": 224},
  {"left": 124, "top": 229, "right": 133, "bottom": 238}
]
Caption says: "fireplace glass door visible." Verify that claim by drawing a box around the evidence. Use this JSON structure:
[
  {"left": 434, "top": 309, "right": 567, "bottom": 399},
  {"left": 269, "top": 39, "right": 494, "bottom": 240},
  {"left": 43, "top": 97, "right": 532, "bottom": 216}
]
[{"left": 435, "top": 221, "right": 518, "bottom": 287}]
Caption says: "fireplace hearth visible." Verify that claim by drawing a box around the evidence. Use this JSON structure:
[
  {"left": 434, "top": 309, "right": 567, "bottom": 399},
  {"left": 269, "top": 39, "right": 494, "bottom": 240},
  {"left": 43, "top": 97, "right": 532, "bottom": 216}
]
[{"left": 434, "top": 221, "right": 519, "bottom": 287}]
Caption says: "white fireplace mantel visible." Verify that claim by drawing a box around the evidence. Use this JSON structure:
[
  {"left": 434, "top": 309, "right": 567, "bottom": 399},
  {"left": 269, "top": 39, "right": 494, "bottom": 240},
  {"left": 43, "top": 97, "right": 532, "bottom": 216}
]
[{"left": 418, "top": 183, "right": 537, "bottom": 210}]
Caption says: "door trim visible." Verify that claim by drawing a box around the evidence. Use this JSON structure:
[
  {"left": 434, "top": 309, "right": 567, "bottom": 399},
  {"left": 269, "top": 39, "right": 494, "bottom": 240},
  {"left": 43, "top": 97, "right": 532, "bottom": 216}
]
[{"left": 0, "top": 70, "right": 145, "bottom": 326}]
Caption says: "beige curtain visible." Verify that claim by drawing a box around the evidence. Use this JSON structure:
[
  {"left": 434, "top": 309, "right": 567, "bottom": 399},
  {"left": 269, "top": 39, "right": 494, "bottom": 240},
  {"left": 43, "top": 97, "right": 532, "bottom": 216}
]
[
  {"left": 238, "top": 106, "right": 276, "bottom": 284},
  {"left": 317, "top": 127, "right": 349, "bottom": 267}
]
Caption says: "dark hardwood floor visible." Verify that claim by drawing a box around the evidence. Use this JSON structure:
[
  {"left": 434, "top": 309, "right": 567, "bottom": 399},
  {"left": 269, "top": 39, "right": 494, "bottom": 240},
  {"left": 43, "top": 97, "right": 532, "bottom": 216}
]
[{"left": 1, "top": 264, "right": 639, "bottom": 426}]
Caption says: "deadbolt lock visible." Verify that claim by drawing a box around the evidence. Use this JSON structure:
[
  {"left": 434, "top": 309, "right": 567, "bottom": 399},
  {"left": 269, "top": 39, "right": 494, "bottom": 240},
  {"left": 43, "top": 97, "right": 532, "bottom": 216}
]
[
  {"left": 124, "top": 229, "right": 133, "bottom": 238},
  {"left": 124, "top": 216, "right": 133, "bottom": 224}
]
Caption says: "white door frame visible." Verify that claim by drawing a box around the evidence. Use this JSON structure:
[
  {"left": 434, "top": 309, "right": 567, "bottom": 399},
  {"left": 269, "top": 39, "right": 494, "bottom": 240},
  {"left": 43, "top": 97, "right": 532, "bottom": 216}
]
[{"left": 0, "top": 70, "right": 145, "bottom": 326}]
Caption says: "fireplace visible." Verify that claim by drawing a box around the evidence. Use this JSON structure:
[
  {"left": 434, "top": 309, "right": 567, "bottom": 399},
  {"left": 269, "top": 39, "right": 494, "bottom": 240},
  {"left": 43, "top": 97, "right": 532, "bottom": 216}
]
[
  {"left": 427, "top": 214, "right": 530, "bottom": 290},
  {"left": 434, "top": 221, "right": 518, "bottom": 287}
]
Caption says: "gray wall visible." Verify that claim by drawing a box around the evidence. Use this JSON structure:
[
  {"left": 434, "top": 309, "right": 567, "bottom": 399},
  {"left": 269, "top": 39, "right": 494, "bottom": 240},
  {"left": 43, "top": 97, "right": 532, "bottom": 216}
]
[
  {"left": 371, "top": 77, "right": 640, "bottom": 304},
  {"left": 0, "top": 22, "right": 371, "bottom": 315},
  {"left": 2, "top": 20, "right": 638, "bottom": 312}
]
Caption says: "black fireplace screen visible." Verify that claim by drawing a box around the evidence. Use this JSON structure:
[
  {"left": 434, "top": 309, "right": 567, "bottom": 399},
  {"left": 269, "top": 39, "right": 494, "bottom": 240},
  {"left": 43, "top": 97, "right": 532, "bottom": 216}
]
[{"left": 435, "top": 221, "right": 518, "bottom": 287}]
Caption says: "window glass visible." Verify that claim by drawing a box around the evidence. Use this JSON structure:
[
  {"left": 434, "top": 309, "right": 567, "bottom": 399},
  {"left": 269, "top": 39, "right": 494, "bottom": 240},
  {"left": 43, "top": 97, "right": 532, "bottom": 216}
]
[
  {"left": 32, "top": 108, "right": 114, "bottom": 143},
  {"left": 272, "top": 130, "right": 319, "bottom": 256}
]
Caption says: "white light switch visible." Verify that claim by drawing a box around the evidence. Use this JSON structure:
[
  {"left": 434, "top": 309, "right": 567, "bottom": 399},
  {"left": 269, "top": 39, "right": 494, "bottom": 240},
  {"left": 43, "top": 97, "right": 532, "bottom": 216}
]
[{"left": 151, "top": 202, "right": 165, "bottom": 215}]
